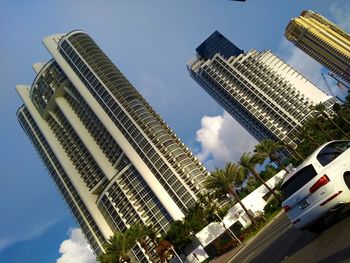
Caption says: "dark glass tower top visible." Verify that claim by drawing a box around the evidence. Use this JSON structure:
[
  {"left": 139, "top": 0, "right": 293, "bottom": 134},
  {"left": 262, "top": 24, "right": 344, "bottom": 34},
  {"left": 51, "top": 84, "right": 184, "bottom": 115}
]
[{"left": 196, "top": 31, "right": 244, "bottom": 60}]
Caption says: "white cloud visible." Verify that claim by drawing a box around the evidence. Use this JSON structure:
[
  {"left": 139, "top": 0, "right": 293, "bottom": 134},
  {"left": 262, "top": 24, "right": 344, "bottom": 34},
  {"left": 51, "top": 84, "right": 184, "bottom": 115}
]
[
  {"left": 138, "top": 72, "right": 182, "bottom": 108},
  {"left": 329, "top": 2, "right": 350, "bottom": 31},
  {"left": 138, "top": 73, "right": 165, "bottom": 100},
  {"left": 0, "top": 218, "right": 61, "bottom": 252},
  {"left": 57, "top": 228, "right": 97, "bottom": 263},
  {"left": 0, "top": 239, "right": 11, "bottom": 252},
  {"left": 196, "top": 112, "right": 257, "bottom": 171}
]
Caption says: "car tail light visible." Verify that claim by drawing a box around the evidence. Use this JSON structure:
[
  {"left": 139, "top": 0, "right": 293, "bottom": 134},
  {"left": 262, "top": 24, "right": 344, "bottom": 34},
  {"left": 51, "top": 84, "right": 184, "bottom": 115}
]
[
  {"left": 283, "top": 205, "right": 291, "bottom": 212},
  {"left": 309, "top": 175, "right": 330, "bottom": 193}
]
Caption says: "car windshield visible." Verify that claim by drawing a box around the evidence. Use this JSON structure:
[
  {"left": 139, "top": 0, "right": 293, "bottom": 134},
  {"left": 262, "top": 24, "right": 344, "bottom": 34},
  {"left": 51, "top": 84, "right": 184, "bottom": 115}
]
[
  {"left": 317, "top": 141, "right": 350, "bottom": 166},
  {"left": 281, "top": 164, "right": 317, "bottom": 201}
]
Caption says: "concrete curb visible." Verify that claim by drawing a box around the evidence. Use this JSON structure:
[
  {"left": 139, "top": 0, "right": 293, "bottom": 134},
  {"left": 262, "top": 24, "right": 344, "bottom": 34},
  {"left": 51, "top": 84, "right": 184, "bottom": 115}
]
[{"left": 209, "top": 211, "right": 286, "bottom": 263}]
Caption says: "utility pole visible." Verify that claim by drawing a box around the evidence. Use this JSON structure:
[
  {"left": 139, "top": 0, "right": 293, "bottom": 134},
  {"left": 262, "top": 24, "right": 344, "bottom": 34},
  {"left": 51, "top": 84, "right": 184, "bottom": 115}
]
[
  {"left": 170, "top": 246, "right": 184, "bottom": 263},
  {"left": 328, "top": 72, "right": 350, "bottom": 89},
  {"left": 215, "top": 212, "right": 242, "bottom": 244}
]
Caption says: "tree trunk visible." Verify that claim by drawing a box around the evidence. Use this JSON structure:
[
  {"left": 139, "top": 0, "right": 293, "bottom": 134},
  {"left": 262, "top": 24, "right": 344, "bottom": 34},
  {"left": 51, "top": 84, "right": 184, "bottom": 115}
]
[
  {"left": 270, "top": 154, "right": 289, "bottom": 173},
  {"left": 336, "top": 112, "right": 350, "bottom": 127},
  {"left": 316, "top": 122, "right": 334, "bottom": 141},
  {"left": 121, "top": 254, "right": 131, "bottom": 263},
  {"left": 251, "top": 169, "right": 280, "bottom": 202},
  {"left": 304, "top": 132, "right": 321, "bottom": 148},
  {"left": 284, "top": 142, "right": 304, "bottom": 161},
  {"left": 230, "top": 187, "right": 258, "bottom": 226},
  {"left": 324, "top": 113, "right": 350, "bottom": 139}
]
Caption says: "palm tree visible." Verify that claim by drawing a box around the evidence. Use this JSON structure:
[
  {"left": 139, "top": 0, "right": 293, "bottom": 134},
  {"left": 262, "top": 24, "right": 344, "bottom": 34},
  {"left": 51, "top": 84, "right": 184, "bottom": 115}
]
[
  {"left": 345, "top": 90, "right": 350, "bottom": 108},
  {"left": 98, "top": 224, "right": 153, "bottom": 263},
  {"left": 333, "top": 103, "right": 350, "bottom": 127},
  {"left": 259, "top": 165, "right": 278, "bottom": 181},
  {"left": 299, "top": 126, "right": 321, "bottom": 148},
  {"left": 205, "top": 163, "right": 258, "bottom": 226},
  {"left": 98, "top": 254, "right": 118, "bottom": 263},
  {"left": 245, "top": 176, "right": 259, "bottom": 193},
  {"left": 128, "top": 223, "right": 154, "bottom": 257},
  {"left": 98, "top": 230, "right": 136, "bottom": 263},
  {"left": 146, "top": 224, "right": 159, "bottom": 248},
  {"left": 314, "top": 116, "right": 334, "bottom": 141},
  {"left": 314, "top": 103, "right": 350, "bottom": 139},
  {"left": 254, "top": 139, "right": 288, "bottom": 173},
  {"left": 239, "top": 153, "right": 280, "bottom": 201},
  {"left": 283, "top": 140, "right": 304, "bottom": 161},
  {"left": 156, "top": 240, "right": 174, "bottom": 263}
]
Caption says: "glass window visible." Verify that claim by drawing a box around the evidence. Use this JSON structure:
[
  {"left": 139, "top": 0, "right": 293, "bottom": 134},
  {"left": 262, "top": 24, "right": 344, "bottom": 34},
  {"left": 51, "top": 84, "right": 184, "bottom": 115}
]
[
  {"left": 316, "top": 141, "right": 350, "bottom": 166},
  {"left": 281, "top": 164, "right": 317, "bottom": 201}
]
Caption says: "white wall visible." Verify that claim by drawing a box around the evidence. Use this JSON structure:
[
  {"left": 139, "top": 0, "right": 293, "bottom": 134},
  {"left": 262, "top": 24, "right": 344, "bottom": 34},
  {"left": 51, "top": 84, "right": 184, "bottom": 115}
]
[{"left": 193, "top": 169, "right": 287, "bottom": 260}]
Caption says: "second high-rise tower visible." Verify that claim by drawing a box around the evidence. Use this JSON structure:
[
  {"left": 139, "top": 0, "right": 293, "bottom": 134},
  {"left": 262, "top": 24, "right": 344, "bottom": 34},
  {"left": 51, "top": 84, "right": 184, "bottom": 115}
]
[{"left": 188, "top": 31, "right": 334, "bottom": 148}]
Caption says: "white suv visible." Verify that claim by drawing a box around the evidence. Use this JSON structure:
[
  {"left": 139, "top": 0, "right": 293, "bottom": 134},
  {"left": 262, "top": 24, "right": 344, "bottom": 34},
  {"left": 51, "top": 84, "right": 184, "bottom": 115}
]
[{"left": 281, "top": 140, "right": 350, "bottom": 232}]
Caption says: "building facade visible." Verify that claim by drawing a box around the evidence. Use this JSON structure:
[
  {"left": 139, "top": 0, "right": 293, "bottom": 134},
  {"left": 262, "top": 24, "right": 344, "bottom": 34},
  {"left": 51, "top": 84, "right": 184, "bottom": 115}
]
[
  {"left": 188, "top": 31, "right": 334, "bottom": 148},
  {"left": 16, "top": 31, "right": 208, "bottom": 262},
  {"left": 285, "top": 10, "right": 350, "bottom": 84}
]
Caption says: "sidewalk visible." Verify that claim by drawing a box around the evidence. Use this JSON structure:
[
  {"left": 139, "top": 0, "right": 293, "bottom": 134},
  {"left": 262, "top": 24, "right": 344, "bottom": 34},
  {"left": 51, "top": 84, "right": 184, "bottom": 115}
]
[
  {"left": 209, "top": 210, "right": 284, "bottom": 263},
  {"left": 210, "top": 243, "right": 246, "bottom": 263}
]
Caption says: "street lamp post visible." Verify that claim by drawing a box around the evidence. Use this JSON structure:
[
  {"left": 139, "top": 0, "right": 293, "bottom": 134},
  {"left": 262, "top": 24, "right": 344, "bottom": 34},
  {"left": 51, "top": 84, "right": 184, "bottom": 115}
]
[
  {"left": 170, "top": 246, "right": 184, "bottom": 263},
  {"left": 215, "top": 212, "right": 242, "bottom": 244}
]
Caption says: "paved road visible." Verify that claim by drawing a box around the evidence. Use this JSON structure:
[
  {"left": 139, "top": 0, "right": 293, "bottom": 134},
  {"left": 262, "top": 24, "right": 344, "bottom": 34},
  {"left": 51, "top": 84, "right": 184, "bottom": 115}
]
[{"left": 229, "top": 212, "right": 350, "bottom": 263}]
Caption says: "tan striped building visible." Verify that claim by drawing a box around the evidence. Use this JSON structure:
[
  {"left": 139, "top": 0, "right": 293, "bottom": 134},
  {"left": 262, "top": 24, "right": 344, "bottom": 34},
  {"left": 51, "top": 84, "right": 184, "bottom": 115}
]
[{"left": 285, "top": 10, "right": 350, "bottom": 84}]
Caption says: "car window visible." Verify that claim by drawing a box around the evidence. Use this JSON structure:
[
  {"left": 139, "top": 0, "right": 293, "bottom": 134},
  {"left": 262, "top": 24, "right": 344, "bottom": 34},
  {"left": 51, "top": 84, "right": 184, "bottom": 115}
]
[
  {"left": 281, "top": 164, "right": 317, "bottom": 201},
  {"left": 316, "top": 141, "right": 350, "bottom": 166}
]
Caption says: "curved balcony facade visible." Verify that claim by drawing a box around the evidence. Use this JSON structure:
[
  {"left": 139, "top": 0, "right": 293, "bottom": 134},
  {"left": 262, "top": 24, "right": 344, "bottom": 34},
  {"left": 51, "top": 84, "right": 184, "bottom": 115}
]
[{"left": 16, "top": 30, "right": 209, "bottom": 262}]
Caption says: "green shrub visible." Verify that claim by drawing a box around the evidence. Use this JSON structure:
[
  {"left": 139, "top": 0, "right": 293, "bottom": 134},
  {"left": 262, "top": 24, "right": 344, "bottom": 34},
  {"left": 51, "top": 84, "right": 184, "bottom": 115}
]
[{"left": 264, "top": 197, "right": 281, "bottom": 218}]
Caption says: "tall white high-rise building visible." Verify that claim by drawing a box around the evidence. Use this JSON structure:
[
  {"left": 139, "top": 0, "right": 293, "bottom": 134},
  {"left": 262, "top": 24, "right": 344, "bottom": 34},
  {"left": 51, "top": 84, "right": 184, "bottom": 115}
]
[
  {"left": 188, "top": 31, "right": 334, "bottom": 148},
  {"left": 17, "top": 31, "right": 208, "bottom": 262}
]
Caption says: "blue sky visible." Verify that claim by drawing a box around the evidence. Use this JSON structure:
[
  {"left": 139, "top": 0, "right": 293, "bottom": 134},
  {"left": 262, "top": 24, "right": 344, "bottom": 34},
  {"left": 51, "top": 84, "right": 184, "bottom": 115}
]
[{"left": 1, "top": 1, "right": 349, "bottom": 262}]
